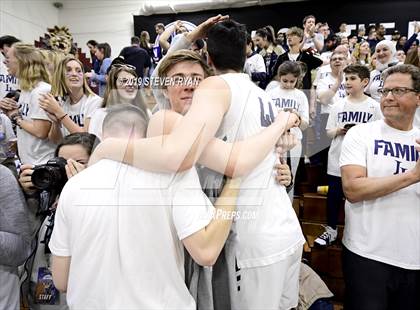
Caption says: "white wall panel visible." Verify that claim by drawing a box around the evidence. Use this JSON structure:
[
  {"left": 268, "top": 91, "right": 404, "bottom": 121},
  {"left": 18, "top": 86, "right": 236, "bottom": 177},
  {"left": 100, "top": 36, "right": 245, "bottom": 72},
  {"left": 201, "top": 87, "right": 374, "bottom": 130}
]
[{"left": 0, "top": 0, "right": 59, "bottom": 43}]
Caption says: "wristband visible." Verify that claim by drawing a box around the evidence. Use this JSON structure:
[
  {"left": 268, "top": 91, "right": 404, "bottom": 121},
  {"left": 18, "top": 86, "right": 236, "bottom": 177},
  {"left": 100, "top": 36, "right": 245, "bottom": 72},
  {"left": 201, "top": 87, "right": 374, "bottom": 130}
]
[
  {"left": 15, "top": 117, "right": 23, "bottom": 129},
  {"left": 285, "top": 178, "right": 294, "bottom": 193},
  {"left": 10, "top": 112, "right": 23, "bottom": 128},
  {"left": 9, "top": 111, "right": 20, "bottom": 120},
  {"left": 58, "top": 113, "right": 67, "bottom": 121}
]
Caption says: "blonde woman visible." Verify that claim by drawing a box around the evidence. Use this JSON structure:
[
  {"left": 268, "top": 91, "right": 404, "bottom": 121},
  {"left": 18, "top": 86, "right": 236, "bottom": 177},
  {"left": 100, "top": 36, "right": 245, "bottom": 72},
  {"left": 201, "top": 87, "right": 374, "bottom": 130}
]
[
  {"left": 38, "top": 55, "right": 102, "bottom": 141},
  {"left": 0, "top": 43, "right": 55, "bottom": 164},
  {"left": 39, "top": 49, "right": 66, "bottom": 77},
  {"left": 88, "top": 64, "right": 148, "bottom": 140},
  {"left": 351, "top": 41, "right": 372, "bottom": 67}
]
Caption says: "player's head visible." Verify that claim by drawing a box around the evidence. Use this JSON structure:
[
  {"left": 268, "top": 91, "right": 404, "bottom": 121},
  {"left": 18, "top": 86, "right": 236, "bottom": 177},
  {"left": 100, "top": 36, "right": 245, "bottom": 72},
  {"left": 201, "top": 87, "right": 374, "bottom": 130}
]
[
  {"left": 102, "top": 104, "right": 149, "bottom": 139},
  {"left": 157, "top": 49, "right": 212, "bottom": 114},
  {"left": 207, "top": 19, "right": 247, "bottom": 73}
]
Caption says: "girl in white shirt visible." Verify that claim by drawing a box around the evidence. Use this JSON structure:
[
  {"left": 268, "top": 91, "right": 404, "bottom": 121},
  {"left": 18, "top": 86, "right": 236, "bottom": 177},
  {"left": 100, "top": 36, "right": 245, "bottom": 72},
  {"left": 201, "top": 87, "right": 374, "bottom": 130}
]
[
  {"left": 267, "top": 60, "right": 309, "bottom": 199},
  {"left": 88, "top": 65, "right": 148, "bottom": 140},
  {"left": 0, "top": 43, "right": 55, "bottom": 164},
  {"left": 38, "top": 56, "right": 102, "bottom": 141}
]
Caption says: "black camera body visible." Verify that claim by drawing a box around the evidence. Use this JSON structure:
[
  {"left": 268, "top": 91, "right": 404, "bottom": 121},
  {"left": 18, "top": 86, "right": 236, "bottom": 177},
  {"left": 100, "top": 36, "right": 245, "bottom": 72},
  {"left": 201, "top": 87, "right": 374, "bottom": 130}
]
[
  {"left": 5, "top": 89, "right": 21, "bottom": 102},
  {"left": 31, "top": 157, "right": 68, "bottom": 192}
]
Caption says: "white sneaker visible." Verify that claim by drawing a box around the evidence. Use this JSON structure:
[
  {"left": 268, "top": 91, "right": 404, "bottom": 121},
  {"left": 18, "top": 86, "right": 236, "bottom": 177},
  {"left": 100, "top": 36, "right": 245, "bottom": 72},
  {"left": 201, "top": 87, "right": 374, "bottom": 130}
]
[{"left": 314, "top": 226, "right": 337, "bottom": 246}]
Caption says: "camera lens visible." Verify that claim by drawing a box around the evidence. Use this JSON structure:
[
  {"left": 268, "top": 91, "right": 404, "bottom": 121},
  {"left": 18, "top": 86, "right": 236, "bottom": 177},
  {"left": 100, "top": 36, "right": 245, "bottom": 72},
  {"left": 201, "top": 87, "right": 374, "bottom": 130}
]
[
  {"left": 31, "top": 157, "right": 68, "bottom": 191},
  {"left": 32, "top": 166, "right": 65, "bottom": 190}
]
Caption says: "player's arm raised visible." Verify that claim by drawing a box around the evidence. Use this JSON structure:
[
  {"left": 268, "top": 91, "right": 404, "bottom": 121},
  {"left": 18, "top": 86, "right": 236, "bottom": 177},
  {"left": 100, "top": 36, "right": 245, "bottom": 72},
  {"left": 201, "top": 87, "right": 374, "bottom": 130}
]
[{"left": 90, "top": 76, "right": 230, "bottom": 172}]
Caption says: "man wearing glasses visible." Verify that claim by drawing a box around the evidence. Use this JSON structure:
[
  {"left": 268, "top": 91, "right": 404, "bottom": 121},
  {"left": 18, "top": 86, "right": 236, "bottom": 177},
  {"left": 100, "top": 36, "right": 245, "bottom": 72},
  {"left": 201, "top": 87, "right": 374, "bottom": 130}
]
[{"left": 339, "top": 64, "right": 420, "bottom": 310}]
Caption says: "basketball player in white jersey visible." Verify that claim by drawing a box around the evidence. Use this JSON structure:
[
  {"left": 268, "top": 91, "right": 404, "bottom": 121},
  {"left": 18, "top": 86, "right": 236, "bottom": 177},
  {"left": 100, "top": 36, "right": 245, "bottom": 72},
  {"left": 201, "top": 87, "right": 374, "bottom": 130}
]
[
  {"left": 50, "top": 104, "right": 241, "bottom": 309},
  {"left": 90, "top": 19, "right": 302, "bottom": 309},
  {"left": 204, "top": 20, "right": 305, "bottom": 310}
]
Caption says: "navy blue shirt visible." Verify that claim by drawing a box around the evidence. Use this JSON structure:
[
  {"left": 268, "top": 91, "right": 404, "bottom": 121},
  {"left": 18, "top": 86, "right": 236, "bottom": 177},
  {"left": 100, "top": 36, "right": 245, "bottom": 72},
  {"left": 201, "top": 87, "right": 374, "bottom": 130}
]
[{"left": 119, "top": 46, "right": 151, "bottom": 79}]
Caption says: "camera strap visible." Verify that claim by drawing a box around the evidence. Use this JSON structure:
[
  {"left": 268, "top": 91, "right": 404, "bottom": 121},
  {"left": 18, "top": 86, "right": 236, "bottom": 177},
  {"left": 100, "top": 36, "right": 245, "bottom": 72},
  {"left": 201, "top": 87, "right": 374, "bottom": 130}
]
[
  {"left": 37, "top": 191, "right": 51, "bottom": 217},
  {"left": 41, "top": 211, "right": 56, "bottom": 255}
]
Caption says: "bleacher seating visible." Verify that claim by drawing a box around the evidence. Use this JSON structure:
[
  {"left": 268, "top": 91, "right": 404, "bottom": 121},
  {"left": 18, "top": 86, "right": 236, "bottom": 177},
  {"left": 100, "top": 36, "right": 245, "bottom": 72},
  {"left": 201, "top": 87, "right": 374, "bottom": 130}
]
[{"left": 294, "top": 162, "right": 346, "bottom": 307}]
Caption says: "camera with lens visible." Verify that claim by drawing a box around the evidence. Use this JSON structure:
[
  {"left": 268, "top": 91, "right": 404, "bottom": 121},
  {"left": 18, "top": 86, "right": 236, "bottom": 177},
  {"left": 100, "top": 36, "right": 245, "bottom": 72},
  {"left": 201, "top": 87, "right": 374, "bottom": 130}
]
[
  {"left": 5, "top": 89, "right": 21, "bottom": 102},
  {"left": 31, "top": 157, "right": 67, "bottom": 253},
  {"left": 32, "top": 157, "right": 68, "bottom": 191}
]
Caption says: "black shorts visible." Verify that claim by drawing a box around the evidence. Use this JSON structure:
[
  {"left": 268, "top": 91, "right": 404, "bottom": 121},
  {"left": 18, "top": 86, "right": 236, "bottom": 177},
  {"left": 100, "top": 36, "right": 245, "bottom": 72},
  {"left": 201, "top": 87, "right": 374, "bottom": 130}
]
[{"left": 342, "top": 246, "right": 420, "bottom": 310}]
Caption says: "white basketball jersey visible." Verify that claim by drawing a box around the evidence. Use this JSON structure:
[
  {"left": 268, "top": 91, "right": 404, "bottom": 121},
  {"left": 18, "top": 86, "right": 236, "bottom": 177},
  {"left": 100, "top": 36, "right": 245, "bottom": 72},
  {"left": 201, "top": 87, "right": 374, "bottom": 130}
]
[{"left": 217, "top": 73, "right": 304, "bottom": 268}]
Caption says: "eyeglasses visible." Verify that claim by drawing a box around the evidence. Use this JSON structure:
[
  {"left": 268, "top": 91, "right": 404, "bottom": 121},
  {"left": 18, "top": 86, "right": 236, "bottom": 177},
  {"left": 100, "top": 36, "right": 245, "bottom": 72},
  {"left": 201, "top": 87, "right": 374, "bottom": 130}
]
[
  {"left": 112, "top": 63, "right": 136, "bottom": 70},
  {"left": 378, "top": 87, "right": 417, "bottom": 97}
]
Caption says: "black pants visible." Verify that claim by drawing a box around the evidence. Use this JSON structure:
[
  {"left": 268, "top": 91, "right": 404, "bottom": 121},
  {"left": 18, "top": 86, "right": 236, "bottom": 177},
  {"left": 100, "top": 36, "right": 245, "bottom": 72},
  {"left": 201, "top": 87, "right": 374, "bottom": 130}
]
[
  {"left": 326, "top": 175, "right": 344, "bottom": 229},
  {"left": 310, "top": 113, "right": 331, "bottom": 170},
  {"left": 342, "top": 246, "right": 420, "bottom": 310}
]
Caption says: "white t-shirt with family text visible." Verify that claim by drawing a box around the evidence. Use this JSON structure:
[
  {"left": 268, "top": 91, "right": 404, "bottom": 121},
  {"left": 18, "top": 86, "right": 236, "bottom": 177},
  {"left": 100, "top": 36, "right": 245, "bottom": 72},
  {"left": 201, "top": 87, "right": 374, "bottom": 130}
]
[
  {"left": 267, "top": 87, "right": 309, "bottom": 140},
  {"left": 366, "top": 69, "right": 383, "bottom": 102},
  {"left": 326, "top": 96, "right": 382, "bottom": 176},
  {"left": 340, "top": 120, "right": 420, "bottom": 269},
  {"left": 0, "top": 54, "right": 18, "bottom": 99}
]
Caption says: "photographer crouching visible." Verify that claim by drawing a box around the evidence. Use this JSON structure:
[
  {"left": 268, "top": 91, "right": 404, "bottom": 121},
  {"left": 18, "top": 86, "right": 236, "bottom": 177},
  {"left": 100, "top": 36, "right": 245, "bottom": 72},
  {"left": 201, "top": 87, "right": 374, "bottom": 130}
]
[{"left": 18, "top": 132, "right": 96, "bottom": 309}]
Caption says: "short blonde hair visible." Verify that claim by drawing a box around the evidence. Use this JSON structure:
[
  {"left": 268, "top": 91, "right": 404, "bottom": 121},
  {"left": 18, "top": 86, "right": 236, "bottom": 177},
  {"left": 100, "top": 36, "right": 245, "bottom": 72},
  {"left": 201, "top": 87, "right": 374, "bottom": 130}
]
[
  {"left": 157, "top": 49, "right": 213, "bottom": 88},
  {"left": 52, "top": 55, "right": 94, "bottom": 98},
  {"left": 13, "top": 43, "right": 50, "bottom": 91},
  {"left": 287, "top": 27, "right": 304, "bottom": 40}
]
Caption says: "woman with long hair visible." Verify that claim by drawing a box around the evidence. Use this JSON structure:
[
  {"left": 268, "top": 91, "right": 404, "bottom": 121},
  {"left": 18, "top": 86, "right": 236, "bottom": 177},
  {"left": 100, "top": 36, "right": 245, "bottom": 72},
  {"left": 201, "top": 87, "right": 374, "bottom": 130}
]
[
  {"left": 88, "top": 64, "right": 148, "bottom": 140},
  {"left": 395, "top": 35, "right": 407, "bottom": 51},
  {"left": 351, "top": 41, "right": 372, "bottom": 67},
  {"left": 38, "top": 55, "right": 102, "bottom": 142},
  {"left": 140, "top": 30, "right": 155, "bottom": 77},
  {"left": 404, "top": 46, "right": 420, "bottom": 68},
  {"left": 0, "top": 43, "right": 55, "bottom": 164},
  {"left": 85, "top": 42, "right": 112, "bottom": 97},
  {"left": 244, "top": 33, "right": 267, "bottom": 87},
  {"left": 140, "top": 31, "right": 153, "bottom": 57},
  {"left": 254, "top": 27, "right": 285, "bottom": 88}
]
